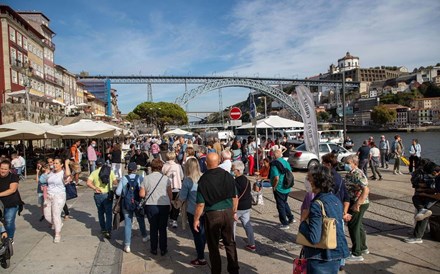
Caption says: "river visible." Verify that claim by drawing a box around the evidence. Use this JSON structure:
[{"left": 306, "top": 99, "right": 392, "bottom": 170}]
[{"left": 348, "top": 131, "right": 440, "bottom": 164}]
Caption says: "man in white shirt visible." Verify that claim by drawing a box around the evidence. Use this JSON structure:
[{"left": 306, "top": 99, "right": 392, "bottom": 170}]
[
  {"left": 219, "top": 150, "right": 232, "bottom": 172},
  {"left": 369, "top": 141, "right": 382, "bottom": 181}
]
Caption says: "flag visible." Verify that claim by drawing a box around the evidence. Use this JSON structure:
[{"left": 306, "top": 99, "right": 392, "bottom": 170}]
[
  {"left": 296, "top": 85, "right": 319, "bottom": 159},
  {"left": 250, "top": 95, "right": 256, "bottom": 119}
]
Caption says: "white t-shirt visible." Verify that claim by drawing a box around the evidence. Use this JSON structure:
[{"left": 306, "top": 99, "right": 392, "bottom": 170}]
[
  {"left": 141, "top": 172, "right": 171, "bottom": 206},
  {"left": 369, "top": 147, "right": 380, "bottom": 157},
  {"left": 47, "top": 170, "right": 66, "bottom": 195},
  {"left": 11, "top": 158, "right": 22, "bottom": 168},
  {"left": 219, "top": 160, "right": 232, "bottom": 172}
]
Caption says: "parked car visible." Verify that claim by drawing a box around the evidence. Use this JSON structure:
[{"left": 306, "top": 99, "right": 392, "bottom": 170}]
[{"left": 288, "top": 142, "right": 355, "bottom": 170}]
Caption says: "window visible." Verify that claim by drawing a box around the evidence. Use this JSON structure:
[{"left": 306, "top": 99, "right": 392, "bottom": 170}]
[
  {"left": 319, "top": 144, "right": 330, "bottom": 153},
  {"left": 17, "top": 51, "right": 23, "bottom": 64},
  {"left": 11, "top": 70, "right": 18, "bottom": 84},
  {"left": 23, "top": 38, "right": 28, "bottom": 50},
  {"left": 17, "top": 32, "right": 22, "bottom": 47},
  {"left": 10, "top": 47, "right": 16, "bottom": 63},
  {"left": 9, "top": 26, "right": 15, "bottom": 42}
]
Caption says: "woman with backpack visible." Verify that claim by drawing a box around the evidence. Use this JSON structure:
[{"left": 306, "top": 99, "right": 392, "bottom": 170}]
[
  {"left": 115, "top": 162, "right": 149, "bottom": 253},
  {"left": 178, "top": 158, "right": 207, "bottom": 266}
]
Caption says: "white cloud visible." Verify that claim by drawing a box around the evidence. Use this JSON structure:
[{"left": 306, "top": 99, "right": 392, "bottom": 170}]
[{"left": 51, "top": 0, "right": 440, "bottom": 114}]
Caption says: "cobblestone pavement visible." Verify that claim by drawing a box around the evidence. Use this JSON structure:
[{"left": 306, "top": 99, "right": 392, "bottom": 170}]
[{"left": 6, "top": 167, "right": 440, "bottom": 273}]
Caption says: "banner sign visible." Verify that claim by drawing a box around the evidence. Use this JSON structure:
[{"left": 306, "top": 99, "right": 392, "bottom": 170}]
[{"left": 296, "top": 85, "right": 319, "bottom": 159}]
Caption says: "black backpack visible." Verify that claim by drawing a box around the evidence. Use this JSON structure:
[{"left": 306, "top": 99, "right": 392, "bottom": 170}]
[
  {"left": 271, "top": 160, "right": 295, "bottom": 189},
  {"left": 123, "top": 175, "right": 141, "bottom": 211},
  {"left": 98, "top": 164, "right": 112, "bottom": 185}
]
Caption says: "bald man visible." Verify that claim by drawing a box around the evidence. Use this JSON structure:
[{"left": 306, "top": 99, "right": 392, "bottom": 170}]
[{"left": 194, "top": 153, "right": 239, "bottom": 274}]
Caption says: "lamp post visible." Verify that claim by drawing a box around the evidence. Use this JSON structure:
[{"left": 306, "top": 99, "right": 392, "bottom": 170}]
[
  {"left": 20, "top": 62, "right": 33, "bottom": 121},
  {"left": 258, "top": 96, "right": 268, "bottom": 140}
]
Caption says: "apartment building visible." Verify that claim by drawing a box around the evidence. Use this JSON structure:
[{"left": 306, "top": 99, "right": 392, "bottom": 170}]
[{"left": 0, "top": 5, "right": 111, "bottom": 125}]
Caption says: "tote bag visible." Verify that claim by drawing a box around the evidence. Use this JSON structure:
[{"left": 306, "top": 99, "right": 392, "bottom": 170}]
[
  {"left": 65, "top": 182, "right": 78, "bottom": 200},
  {"left": 296, "top": 200, "right": 337, "bottom": 249}
]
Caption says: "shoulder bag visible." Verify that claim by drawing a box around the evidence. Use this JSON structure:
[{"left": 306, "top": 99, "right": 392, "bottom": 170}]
[
  {"left": 238, "top": 179, "right": 250, "bottom": 200},
  {"left": 138, "top": 174, "right": 164, "bottom": 210},
  {"left": 296, "top": 199, "right": 337, "bottom": 249}
]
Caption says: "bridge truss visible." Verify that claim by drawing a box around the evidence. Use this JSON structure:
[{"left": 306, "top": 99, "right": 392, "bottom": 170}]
[{"left": 79, "top": 75, "right": 360, "bottom": 117}]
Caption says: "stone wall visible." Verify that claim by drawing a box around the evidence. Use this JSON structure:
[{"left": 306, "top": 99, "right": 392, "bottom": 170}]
[{"left": 1, "top": 103, "right": 65, "bottom": 124}]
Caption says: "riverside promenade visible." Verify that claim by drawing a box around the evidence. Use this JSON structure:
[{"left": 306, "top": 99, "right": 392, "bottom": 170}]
[{"left": 5, "top": 168, "right": 440, "bottom": 274}]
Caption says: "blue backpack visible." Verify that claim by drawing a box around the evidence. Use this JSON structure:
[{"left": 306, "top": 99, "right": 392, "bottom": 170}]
[{"left": 123, "top": 175, "right": 140, "bottom": 211}]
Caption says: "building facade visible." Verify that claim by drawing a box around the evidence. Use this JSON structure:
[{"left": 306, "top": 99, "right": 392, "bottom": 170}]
[{"left": 0, "top": 5, "right": 120, "bottom": 125}]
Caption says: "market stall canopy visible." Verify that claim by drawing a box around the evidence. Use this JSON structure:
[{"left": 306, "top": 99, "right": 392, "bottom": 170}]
[
  {"left": 238, "top": 115, "right": 304, "bottom": 129},
  {"left": 56, "top": 119, "right": 118, "bottom": 138},
  {"left": 163, "top": 128, "right": 193, "bottom": 136},
  {"left": 0, "top": 120, "right": 62, "bottom": 140}
]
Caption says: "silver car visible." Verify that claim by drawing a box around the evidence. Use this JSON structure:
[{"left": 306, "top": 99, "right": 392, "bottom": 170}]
[{"left": 288, "top": 142, "right": 356, "bottom": 170}]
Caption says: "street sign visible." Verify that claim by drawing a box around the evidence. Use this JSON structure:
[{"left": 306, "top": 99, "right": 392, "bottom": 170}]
[
  {"left": 230, "top": 119, "right": 242, "bottom": 126},
  {"left": 229, "top": 107, "right": 242, "bottom": 120}
]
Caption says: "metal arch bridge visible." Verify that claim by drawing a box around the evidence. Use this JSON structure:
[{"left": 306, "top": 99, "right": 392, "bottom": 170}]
[{"left": 78, "top": 75, "right": 360, "bottom": 117}]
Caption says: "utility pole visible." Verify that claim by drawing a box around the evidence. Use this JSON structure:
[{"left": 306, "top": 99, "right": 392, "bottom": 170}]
[{"left": 342, "top": 70, "right": 347, "bottom": 141}]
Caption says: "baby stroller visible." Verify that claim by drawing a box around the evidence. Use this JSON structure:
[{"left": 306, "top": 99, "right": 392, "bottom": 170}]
[{"left": 0, "top": 201, "right": 13, "bottom": 269}]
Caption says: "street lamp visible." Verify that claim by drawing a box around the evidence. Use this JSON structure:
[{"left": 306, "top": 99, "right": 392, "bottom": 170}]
[
  {"left": 19, "top": 62, "right": 33, "bottom": 121},
  {"left": 258, "top": 96, "right": 268, "bottom": 140}
]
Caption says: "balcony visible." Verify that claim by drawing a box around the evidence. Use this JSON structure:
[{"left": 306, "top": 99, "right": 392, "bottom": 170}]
[
  {"left": 11, "top": 59, "right": 24, "bottom": 70},
  {"left": 43, "top": 39, "right": 56, "bottom": 51},
  {"left": 44, "top": 74, "right": 59, "bottom": 85}
]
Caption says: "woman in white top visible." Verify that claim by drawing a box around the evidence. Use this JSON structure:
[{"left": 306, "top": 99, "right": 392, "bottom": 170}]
[
  {"left": 162, "top": 151, "right": 183, "bottom": 228},
  {"left": 44, "top": 158, "right": 71, "bottom": 243},
  {"left": 140, "top": 159, "right": 172, "bottom": 256}
]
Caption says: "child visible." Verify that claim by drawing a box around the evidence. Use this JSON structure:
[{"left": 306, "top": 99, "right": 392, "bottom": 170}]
[{"left": 36, "top": 163, "right": 50, "bottom": 222}]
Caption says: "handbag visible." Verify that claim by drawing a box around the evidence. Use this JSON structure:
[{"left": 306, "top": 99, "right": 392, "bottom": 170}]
[
  {"left": 296, "top": 200, "right": 337, "bottom": 249},
  {"left": 65, "top": 182, "right": 78, "bottom": 200},
  {"left": 293, "top": 248, "right": 307, "bottom": 274}
]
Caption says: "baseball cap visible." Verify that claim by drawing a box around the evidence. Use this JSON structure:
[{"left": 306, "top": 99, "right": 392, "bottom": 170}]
[{"left": 128, "top": 162, "right": 137, "bottom": 171}]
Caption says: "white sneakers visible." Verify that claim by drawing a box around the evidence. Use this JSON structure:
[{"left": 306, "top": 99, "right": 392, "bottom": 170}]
[
  {"left": 124, "top": 246, "right": 131, "bottom": 253},
  {"left": 415, "top": 209, "right": 432, "bottom": 221},
  {"left": 404, "top": 238, "right": 423, "bottom": 244},
  {"left": 346, "top": 254, "right": 364, "bottom": 262}
]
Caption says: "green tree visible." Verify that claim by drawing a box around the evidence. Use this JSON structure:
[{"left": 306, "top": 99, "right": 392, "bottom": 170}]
[
  {"left": 317, "top": 111, "right": 330, "bottom": 122},
  {"left": 371, "top": 105, "right": 396, "bottom": 126},
  {"left": 125, "top": 111, "right": 140, "bottom": 122},
  {"left": 133, "top": 102, "right": 188, "bottom": 134}
]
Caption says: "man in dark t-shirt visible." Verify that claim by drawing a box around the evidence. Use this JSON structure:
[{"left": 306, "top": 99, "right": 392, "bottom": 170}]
[
  {"left": 357, "top": 140, "right": 371, "bottom": 177},
  {"left": 194, "top": 153, "right": 239, "bottom": 274},
  {"left": 0, "top": 159, "right": 23, "bottom": 242}
]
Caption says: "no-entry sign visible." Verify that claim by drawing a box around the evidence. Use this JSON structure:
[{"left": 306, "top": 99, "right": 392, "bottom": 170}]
[{"left": 229, "top": 107, "right": 242, "bottom": 120}]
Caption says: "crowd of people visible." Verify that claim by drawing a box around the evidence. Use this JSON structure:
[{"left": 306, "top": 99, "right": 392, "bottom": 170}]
[{"left": 0, "top": 132, "right": 438, "bottom": 274}]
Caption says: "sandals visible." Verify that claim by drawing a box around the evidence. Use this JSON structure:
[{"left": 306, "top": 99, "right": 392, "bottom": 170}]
[
  {"left": 190, "top": 259, "right": 207, "bottom": 266},
  {"left": 64, "top": 215, "right": 73, "bottom": 220}
]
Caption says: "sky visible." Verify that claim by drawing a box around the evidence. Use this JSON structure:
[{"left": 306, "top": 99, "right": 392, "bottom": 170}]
[{"left": 6, "top": 0, "right": 440, "bottom": 114}]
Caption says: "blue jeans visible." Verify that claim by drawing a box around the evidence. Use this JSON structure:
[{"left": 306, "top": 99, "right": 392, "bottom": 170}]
[
  {"left": 234, "top": 209, "right": 255, "bottom": 246},
  {"left": 307, "top": 259, "right": 339, "bottom": 274},
  {"left": 187, "top": 212, "right": 206, "bottom": 260},
  {"left": 89, "top": 161, "right": 96, "bottom": 173},
  {"left": 122, "top": 207, "right": 147, "bottom": 247},
  {"left": 273, "top": 191, "right": 294, "bottom": 225},
  {"left": 4, "top": 206, "right": 19, "bottom": 239},
  {"left": 145, "top": 205, "right": 170, "bottom": 252},
  {"left": 359, "top": 159, "right": 369, "bottom": 177},
  {"left": 93, "top": 193, "right": 113, "bottom": 232}
]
